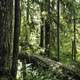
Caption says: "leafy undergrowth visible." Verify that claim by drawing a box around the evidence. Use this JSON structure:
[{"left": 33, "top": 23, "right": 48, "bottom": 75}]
[
  {"left": 17, "top": 62, "right": 80, "bottom": 80},
  {"left": 17, "top": 54, "right": 80, "bottom": 80}
]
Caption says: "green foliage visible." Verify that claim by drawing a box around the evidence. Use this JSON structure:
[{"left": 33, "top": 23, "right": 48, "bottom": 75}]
[
  {"left": 19, "top": 0, "right": 80, "bottom": 63},
  {"left": 17, "top": 63, "right": 62, "bottom": 80},
  {"left": 18, "top": 0, "right": 80, "bottom": 79}
]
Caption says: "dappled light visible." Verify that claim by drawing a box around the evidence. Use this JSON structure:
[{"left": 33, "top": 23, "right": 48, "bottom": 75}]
[{"left": 0, "top": 0, "right": 80, "bottom": 80}]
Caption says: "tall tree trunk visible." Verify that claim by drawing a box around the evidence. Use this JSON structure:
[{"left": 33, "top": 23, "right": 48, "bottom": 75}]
[
  {"left": 27, "top": 0, "right": 29, "bottom": 23},
  {"left": 25, "top": 0, "right": 30, "bottom": 45},
  {"left": 45, "top": 0, "right": 51, "bottom": 57},
  {"left": 73, "top": 14, "right": 77, "bottom": 61},
  {"left": 40, "top": 3, "right": 45, "bottom": 48},
  {"left": 57, "top": 0, "right": 60, "bottom": 61},
  {"left": 0, "top": 0, "right": 14, "bottom": 80},
  {"left": 40, "top": 23, "right": 44, "bottom": 47},
  {"left": 11, "top": 0, "right": 20, "bottom": 79}
]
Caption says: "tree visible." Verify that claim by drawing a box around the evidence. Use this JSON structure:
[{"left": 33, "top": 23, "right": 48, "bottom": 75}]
[
  {"left": 40, "top": 2, "right": 46, "bottom": 50},
  {"left": 11, "top": 0, "right": 20, "bottom": 79},
  {"left": 0, "top": 0, "right": 14, "bottom": 80},
  {"left": 72, "top": 11, "right": 77, "bottom": 61},
  {"left": 45, "top": 0, "right": 51, "bottom": 57},
  {"left": 57, "top": 0, "right": 60, "bottom": 61}
]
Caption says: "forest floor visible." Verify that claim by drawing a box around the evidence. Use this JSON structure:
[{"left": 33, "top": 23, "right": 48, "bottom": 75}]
[{"left": 19, "top": 53, "right": 80, "bottom": 80}]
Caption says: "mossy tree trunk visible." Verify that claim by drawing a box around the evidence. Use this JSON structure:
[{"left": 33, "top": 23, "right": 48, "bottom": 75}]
[{"left": 0, "top": 0, "right": 14, "bottom": 80}]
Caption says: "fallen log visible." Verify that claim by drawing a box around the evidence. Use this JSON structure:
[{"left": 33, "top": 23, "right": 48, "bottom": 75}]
[
  {"left": 18, "top": 52, "right": 80, "bottom": 80},
  {"left": 18, "top": 52, "right": 49, "bottom": 68}
]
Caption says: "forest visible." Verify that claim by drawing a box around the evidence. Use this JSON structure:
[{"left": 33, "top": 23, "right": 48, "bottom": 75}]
[{"left": 0, "top": 0, "right": 80, "bottom": 80}]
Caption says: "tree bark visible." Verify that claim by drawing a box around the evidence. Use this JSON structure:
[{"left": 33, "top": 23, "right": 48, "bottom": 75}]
[
  {"left": 73, "top": 15, "right": 77, "bottom": 61},
  {"left": 57, "top": 0, "right": 60, "bottom": 61},
  {"left": 40, "top": 3, "right": 45, "bottom": 48},
  {"left": 0, "top": 0, "right": 14, "bottom": 79},
  {"left": 45, "top": 0, "right": 51, "bottom": 57},
  {"left": 11, "top": 0, "right": 20, "bottom": 79}
]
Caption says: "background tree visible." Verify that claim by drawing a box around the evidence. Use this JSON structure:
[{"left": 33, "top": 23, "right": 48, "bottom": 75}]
[{"left": 57, "top": 0, "right": 60, "bottom": 61}]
